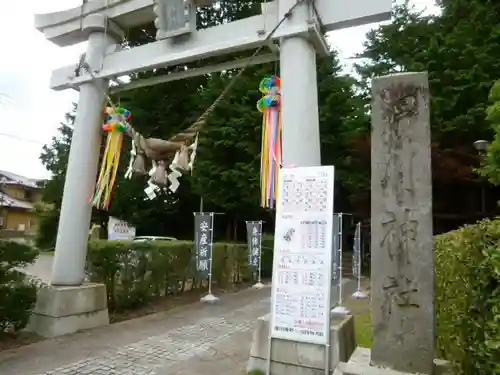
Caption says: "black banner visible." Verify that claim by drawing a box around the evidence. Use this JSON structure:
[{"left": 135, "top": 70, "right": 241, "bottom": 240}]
[
  {"left": 194, "top": 213, "right": 214, "bottom": 277},
  {"left": 246, "top": 221, "right": 262, "bottom": 269}
]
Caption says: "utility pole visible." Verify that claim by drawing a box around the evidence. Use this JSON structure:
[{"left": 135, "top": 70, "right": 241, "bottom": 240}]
[{"left": 0, "top": 177, "right": 7, "bottom": 229}]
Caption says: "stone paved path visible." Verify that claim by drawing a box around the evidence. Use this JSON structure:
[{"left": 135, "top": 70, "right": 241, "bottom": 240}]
[
  {"left": 0, "top": 280, "right": 357, "bottom": 375},
  {"left": 0, "top": 287, "right": 271, "bottom": 375}
]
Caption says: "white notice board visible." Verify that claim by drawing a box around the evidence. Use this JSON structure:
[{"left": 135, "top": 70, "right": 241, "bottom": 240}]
[
  {"left": 270, "top": 166, "right": 335, "bottom": 345},
  {"left": 108, "top": 216, "right": 136, "bottom": 241}
]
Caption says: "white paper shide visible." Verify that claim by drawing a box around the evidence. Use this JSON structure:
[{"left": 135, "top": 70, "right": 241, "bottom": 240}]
[{"left": 270, "top": 166, "right": 335, "bottom": 345}]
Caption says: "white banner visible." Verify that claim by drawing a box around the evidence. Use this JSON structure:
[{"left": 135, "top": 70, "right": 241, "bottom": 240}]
[
  {"left": 107, "top": 216, "right": 136, "bottom": 241},
  {"left": 270, "top": 166, "right": 335, "bottom": 345}
]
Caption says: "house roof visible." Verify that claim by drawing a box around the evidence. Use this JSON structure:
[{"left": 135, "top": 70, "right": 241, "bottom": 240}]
[
  {"left": 0, "top": 170, "right": 42, "bottom": 189},
  {"left": 0, "top": 192, "right": 34, "bottom": 210}
]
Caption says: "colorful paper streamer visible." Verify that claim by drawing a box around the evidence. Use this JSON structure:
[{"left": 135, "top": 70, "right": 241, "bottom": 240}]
[
  {"left": 257, "top": 76, "right": 282, "bottom": 209},
  {"left": 92, "top": 106, "right": 132, "bottom": 210}
]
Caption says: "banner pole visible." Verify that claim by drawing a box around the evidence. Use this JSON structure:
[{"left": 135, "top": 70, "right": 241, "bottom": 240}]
[
  {"left": 248, "top": 220, "right": 264, "bottom": 289},
  {"left": 339, "top": 213, "right": 343, "bottom": 304},
  {"left": 258, "top": 221, "right": 262, "bottom": 284},
  {"left": 332, "top": 213, "right": 350, "bottom": 315},
  {"left": 352, "top": 221, "right": 368, "bottom": 299},
  {"left": 200, "top": 212, "right": 218, "bottom": 303}
]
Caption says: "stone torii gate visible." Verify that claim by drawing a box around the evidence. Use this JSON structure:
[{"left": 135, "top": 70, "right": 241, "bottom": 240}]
[{"left": 30, "top": 0, "right": 390, "bottom": 337}]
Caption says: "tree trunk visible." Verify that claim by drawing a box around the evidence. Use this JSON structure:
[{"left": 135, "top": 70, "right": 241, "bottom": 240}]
[
  {"left": 225, "top": 220, "right": 231, "bottom": 241},
  {"left": 233, "top": 218, "right": 238, "bottom": 241}
]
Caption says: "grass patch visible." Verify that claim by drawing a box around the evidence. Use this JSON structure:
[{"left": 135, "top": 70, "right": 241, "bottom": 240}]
[
  {"left": 344, "top": 281, "right": 372, "bottom": 348},
  {"left": 247, "top": 371, "right": 265, "bottom": 375},
  {"left": 347, "top": 299, "right": 372, "bottom": 348}
]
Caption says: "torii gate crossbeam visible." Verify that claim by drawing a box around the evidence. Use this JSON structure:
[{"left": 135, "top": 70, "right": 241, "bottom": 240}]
[{"left": 39, "top": 0, "right": 390, "bottom": 91}]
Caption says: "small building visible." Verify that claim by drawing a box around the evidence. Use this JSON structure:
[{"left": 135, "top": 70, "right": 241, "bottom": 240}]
[{"left": 0, "top": 170, "right": 44, "bottom": 236}]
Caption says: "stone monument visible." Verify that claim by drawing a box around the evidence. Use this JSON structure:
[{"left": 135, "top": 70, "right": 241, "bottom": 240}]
[
  {"left": 372, "top": 72, "right": 435, "bottom": 373},
  {"left": 334, "top": 73, "right": 451, "bottom": 375}
]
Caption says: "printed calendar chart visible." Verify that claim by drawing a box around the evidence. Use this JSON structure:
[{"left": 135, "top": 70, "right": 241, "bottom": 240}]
[{"left": 270, "top": 166, "right": 335, "bottom": 345}]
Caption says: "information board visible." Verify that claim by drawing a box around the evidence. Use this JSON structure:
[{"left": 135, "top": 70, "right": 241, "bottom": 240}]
[
  {"left": 270, "top": 166, "right": 335, "bottom": 345},
  {"left": 108, "top": 216, "right": 136, "bottom": 241}
]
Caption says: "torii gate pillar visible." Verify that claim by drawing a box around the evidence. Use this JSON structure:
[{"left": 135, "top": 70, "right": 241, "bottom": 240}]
[
  {"left": 26, "top": 14, "right": 124, "bottom": 339},
  {"left": 50, "top": 15, "right": 123, "bottom": 286},
  {"left": 279, "top": 0, "right": 321, "bottom": 167}
]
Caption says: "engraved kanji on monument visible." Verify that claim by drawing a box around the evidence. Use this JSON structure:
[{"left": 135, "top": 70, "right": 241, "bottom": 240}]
[{"left": 370, "top": 72, "right": 435, "bottom": 374}]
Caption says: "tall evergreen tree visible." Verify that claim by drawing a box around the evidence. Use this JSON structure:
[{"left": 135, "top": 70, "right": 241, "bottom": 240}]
[{"left": 354, "top": 0, "right": 500, "bottom": 227}]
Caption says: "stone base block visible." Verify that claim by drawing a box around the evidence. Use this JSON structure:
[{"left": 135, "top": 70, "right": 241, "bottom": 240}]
[
  {"left": 26, "top": 283, "right": 109, "bottom": 338},
  {"left": 334, "top": 347, "right": 453, "bottom": 375},
  {"left": 247, "top": 313, "right": 356, "bottom": 375}
]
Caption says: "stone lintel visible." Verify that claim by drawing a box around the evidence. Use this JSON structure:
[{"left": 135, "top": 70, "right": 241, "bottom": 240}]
[
  {"left": 35, "top": 0, "right": 391, "bottom": 47},
  {"left": 34, "top": 0, "right": 153, "bottom": 47},
  {"left": 82, "top": 13, "right": 125, "bottom": 41}
]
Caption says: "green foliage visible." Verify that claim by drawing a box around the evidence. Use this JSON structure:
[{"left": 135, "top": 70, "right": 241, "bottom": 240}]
[
  {"left": 37, "top": 109, "right": 74, "bottom": 248},
  {"left": 247, "top": 370, "right": 265, "bottom": 375},
  {"left": 192, "top": 51, "right": 367, "bottom": 215},
  {"left": 0, "top": 241, "right": 39, "bottom": 281},
  {"left": 0, "top": 241, "right": 38, "bottom": 334},
  {"left": 356, "top": 4, "right": 436, "bottom": 86},
  {"left": 435, "top": 218, "right": 500, "bottom": 374},
  {"left": 352, "top": 310, "right": 372, "bottom": 348},
  {"left": 34, "top": 205, "right": 59, "bottom": 250},
  {"left": 354, "top": 0, "right": 500, "bottom": 213},
  {"left": 191, "top": 68, "right": 267, "bottom": 218},
  {"left": 489, "top": 80, "right": 500, "bottom": 103},
  {"left": 39, "top": 110, "right": 74, "bottom": 205},
  {"left": 86, "top": 240, "right": 252, "bottom": 311},
  {"left": 479, "top": 80, "right": 500, "bottom": 185},
  {"left": 357, "top": 1, "right": 499, "bottom": 146}
]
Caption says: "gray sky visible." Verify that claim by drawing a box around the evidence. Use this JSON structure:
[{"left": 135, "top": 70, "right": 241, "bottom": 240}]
[{"left": 0, "top": 0, "right": 438, "bottom": 179}]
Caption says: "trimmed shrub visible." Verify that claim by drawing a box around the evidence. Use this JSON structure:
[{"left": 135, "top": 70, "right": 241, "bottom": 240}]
[
  {"left": 0, "top": 241, "right": 38, "bottom": 334},
  {"left": 435, "top": 218, "right": 500, "bottom": 375},
  {"left": 247, "top": 371, "right": 265, "bottom": 375},
  {"left": 86, "top": 240, "right": 251, "bottom": 311},
  {"left": 261, "top": 234, "right": 274, "bottom": 278}
]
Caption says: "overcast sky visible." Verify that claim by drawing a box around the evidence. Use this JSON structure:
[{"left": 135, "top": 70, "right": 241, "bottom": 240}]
[{"left": 0, "top": 0, "right": 438, "bottom": 180}]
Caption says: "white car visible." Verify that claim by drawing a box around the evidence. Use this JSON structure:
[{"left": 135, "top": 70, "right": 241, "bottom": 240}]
[{"left": 132, "top": 236, "right": 178, "bottom": 242}]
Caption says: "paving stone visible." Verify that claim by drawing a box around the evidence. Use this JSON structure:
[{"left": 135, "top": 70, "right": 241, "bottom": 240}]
[
  {"left": 1, "top": 282, "right": 356, "bottom": 375},
  {"left": 29, "top": 293, "right": 270, "bottom": 375}
]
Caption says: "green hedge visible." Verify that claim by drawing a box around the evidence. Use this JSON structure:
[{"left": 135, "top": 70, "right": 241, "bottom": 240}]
[
  {"left": 86, "top": 240, "right": 256, "bottom": 311},
  {"left": 261, "top": 234, "right": 274, "bottom": 278},
  {"left": 435, "top": 218, "right": 500, "bottom": 375},
  {"left": 0, "top": 241, "right": 38, "bottom": 334}
]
